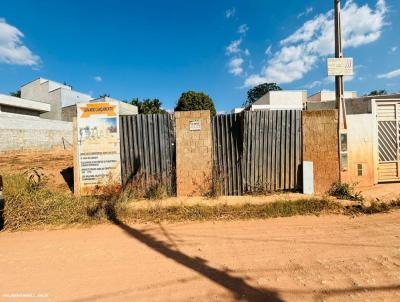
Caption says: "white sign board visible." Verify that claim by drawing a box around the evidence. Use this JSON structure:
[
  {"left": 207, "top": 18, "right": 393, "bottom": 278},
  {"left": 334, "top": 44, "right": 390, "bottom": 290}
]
[
  {"left": 327, "top": 58, "right": 353, "bottom": 76},
  {"left": 76, "top": 102, "right": 121, "bottom": 195},
  {"left": 189, "top": 120, "right": 201, "bottom": 131}
]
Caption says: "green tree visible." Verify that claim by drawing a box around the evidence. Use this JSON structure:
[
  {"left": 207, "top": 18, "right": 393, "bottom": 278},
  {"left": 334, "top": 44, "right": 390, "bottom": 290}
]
[
  {"left": 9, "top": 90, "right": 21, "bottom": 98},
  {"left": 99, "top": 94, "right": 111, "bottom": 98},
  {"left": 175, "top": 91, "right": 216, "bottom": 116},
  {"left": 244, "top": 83, "right": 282, "bottom": 107},
  {"left": 130, "top": 98, "right": 166, "bottom": 114},
  {"left": 366, "top": 90, "right": 388, "bottom": 96}
]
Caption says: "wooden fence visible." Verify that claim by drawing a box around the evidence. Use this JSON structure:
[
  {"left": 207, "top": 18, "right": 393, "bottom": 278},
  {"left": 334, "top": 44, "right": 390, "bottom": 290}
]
[
  {"left": 212, "top": 110, "right": 302, "bottom": 195},
  {"left": 119, "top": 114, "right": 175, "bottom": 189}
]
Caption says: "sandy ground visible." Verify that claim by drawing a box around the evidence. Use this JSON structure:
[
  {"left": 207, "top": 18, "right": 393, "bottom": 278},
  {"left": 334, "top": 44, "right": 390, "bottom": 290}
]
[
  {"left": 0, "top": 149, "right": 73, "bottom": 193},
  {"left": 1, "top": 212, "right": 400, "bottom": 302}
]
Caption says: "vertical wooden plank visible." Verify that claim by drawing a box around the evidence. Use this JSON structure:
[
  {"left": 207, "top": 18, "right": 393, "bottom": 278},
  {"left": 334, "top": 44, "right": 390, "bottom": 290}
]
[
  {"left": 224, "top": 115, "right": 231, "bottom": 195},
  {"left": 290, "top": 110, "right": 296, "bottom": 189},
  {"left": 231, "top": 114, "right": 238, "bottom": 195},
  {"left": 266, "top": 111, "right": 271, "bottom": 192},
  {"left": 236, "top": 113, "right": 243, "bottom": 195},
  {"left": 132, "top": 115, "right": 139, "bottom": 179},
  {"left": 274, "top": 111, "right": 281, "bottom": 191},
  {"left": 159, "top": 115, "right": 167, "bottom": 184},
  {"left": 259, "top": 111, "right": 267, "bottom": 191},
  {"left": 244, "top": 112, "right": 251, "bottom": 193},
  {"left": 262, "top": 111, "right": 268, "bottom": 191},
  {"left": 119, "top": 117, "right": 126, "bottom": 184},
  {"left": 153, "top": 114, "right": 160, "bottom": 177},
  {"left": 284, "top": 111, "right": 290, "bottom": 190},
  {"left": 73, "top": 118, "right": 80, "bottom": 196},
  {"left": 268, "top": 111, "right": 275, "bottom": 192},
  {"left": 280, "top": 110, "right": 286, "bottom": 190},
  {"left": 127, "top": 116, "right": 134, "bottom": 182}
]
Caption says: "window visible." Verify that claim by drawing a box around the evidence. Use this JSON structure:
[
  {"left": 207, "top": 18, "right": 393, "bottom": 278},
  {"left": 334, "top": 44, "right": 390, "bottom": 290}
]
[{"left": 357, "top": 164, "right": 363, "bottom": 176}]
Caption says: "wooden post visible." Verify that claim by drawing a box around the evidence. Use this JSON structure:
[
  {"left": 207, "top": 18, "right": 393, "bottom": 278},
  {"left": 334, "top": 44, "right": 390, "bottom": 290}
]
[
  {"left": 73, "top": 118, "right": 80, "bottom": 197},
  {"left": 0, "top": 175, "right": 4, "bottom": 229}
]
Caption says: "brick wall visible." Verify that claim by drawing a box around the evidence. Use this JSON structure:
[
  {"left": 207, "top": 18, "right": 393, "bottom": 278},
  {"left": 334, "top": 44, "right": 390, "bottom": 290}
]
[
  {"left": 0, "top": 113, "right": 72, "bottom": 152},
  {"left": 303, "top": 110, "right": 339, "bottom": 193},
  {"left": 175, "top": 110, "right": 212, "bottom": 196}
]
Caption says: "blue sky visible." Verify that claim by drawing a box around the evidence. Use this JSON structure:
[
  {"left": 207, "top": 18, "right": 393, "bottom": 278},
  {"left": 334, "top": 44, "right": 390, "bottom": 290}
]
[{"left": 0, "top": 0, "right": 399, "bottom": 112}]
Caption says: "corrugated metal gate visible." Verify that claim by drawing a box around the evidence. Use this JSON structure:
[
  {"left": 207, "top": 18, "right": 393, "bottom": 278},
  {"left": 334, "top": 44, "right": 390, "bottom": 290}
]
[
  {"left": 120, "top": 114, "right": 175, "bottom": 188},
  {"left": 377, "top": 102, "right": 400, "bottom": 182},
  {"left": 212, "top": 110, "right": 302, "bottom": 195}
]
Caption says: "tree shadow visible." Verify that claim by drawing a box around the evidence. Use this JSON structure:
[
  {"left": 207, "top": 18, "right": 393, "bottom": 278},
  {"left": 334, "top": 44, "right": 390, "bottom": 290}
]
[{"left": 103, "top": 203, "right": 284, "bottom": 302}]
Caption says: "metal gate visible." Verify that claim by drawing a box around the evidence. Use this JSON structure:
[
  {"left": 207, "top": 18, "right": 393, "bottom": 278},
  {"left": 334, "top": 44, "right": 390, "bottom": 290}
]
[
  {"left": 377, "top": 102, "right": 400, "bottom": 182},
  {"left": 119, "top": 114, "right": 175, "bottom": 188},
  {"left": 212, "top": 110, "right": 302, "bottom": 195}
]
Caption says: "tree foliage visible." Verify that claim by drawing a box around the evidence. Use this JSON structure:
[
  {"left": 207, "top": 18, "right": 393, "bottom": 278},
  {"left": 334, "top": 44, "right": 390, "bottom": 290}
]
[
  {"left": 366, "top": 90, "right": 388, "bottom": 96},
  {"left": 244, "top": 83, "right": 282, "bottom": 107},
  {"left": 130, "top": 98, "right": 166, "bottom": 114},
  {"left": 175, "top": 91, "right": 216, "bottom": 116}
]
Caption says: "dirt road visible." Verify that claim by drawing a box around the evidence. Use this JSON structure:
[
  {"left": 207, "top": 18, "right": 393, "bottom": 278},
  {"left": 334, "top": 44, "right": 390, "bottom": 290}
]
[{"left": 1, "top": 213, "right": 400, "bottom": 302}]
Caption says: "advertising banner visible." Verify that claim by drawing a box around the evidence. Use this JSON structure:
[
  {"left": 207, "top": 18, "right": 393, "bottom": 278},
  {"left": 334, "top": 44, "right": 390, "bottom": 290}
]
[{"left": 76, "top": 102, "right": 121, "bottom": 195}]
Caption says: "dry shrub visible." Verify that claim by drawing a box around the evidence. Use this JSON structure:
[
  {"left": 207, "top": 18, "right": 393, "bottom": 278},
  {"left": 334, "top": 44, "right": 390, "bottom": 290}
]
[
  {"left": 2, "top": 173, "right": 129, "bottom": 231},
  {"left": 124, "top": 172, "right": 171, "bottom": 200},
  {"left": 329, "top": 182, "right": 364, "bottom": 201}
]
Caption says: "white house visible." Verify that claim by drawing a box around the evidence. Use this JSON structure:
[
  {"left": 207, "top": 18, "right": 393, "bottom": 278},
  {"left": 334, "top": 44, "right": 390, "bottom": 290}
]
[
  {"left": 308, "top": 90, "right": 358, "bottom": 103},
  {"left": 250, "top": 90, "right": 307, "bottom": 111}
]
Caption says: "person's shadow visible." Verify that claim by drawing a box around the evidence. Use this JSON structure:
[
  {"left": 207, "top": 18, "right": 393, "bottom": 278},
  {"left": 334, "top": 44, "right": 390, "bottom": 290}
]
[{"left": 101, "top": 202, "right": 284, "bottom": 302}]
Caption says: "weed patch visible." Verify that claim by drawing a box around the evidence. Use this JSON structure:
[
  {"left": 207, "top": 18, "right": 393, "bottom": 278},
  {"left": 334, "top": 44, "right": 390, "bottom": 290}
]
[{"left": 329, "top": 182, "right": 364, "bottom": 201}]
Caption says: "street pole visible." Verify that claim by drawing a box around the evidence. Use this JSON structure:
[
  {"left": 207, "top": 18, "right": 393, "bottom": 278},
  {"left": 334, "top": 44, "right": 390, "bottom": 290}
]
[
  {"left": 334, "top": 0, "right": 350, "bottom": 183},
  {"left": 334, "top": 0, "right": 347, "bottom": 129}
]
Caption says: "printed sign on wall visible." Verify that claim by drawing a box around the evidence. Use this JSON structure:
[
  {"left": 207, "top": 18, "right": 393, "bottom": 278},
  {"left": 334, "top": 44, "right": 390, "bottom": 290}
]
[
  {"left": 189, "top": 120, "right": 201, "bottom": 131},
  {"left": 76, "top": 102, "right": 121, "bottom": 195}
]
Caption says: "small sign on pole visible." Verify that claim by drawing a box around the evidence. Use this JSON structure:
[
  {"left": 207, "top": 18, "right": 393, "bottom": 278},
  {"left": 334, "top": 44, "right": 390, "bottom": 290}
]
[{"left": 327, "top": 58, "right": 353, "bottom": 76}]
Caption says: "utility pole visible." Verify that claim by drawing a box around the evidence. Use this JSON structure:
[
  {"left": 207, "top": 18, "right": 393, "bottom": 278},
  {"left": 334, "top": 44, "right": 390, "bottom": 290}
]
[{"left": 334, "top": 0, "right": 347, "bottom": 129}]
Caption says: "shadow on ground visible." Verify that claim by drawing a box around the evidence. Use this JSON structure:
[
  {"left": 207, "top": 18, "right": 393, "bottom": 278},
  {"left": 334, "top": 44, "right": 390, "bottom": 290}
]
[{"left": 101, "top": 202, "right": 284, "bottom": 302}]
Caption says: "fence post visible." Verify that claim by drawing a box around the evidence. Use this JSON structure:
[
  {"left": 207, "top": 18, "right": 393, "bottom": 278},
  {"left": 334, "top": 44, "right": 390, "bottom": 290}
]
[{"left": 0, "top": 175, "right": 4, "bottom": 230}]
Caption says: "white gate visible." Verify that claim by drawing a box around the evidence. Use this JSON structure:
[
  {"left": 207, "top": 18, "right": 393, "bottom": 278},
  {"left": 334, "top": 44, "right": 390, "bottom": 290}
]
[{"left": 377, "top": 102, "right": 400, "bottom": 182}]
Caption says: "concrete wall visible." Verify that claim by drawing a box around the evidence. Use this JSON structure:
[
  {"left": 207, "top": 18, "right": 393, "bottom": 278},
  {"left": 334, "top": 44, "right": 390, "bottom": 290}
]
[
  {"left": 0, "top": 105, "right": 41, "bottom": 117},
  {"left": 175, "top": 110, "right": 212, "bottom": 196},
  {"left": 254, "top": 91, "right": 307, "bottom": 108},
  {"left": 308, "top": 91, "right": 357, "bottom": 103},
  {"left": 341, "top": 114, "right": 376, "bottom": 187},
  {"left": 0, "top": 113, "right": 72, "bottom": 152},
  {"left": 61, "top": 105, "right": 77, "bottom": 122},
  {"left": 303, "top": 110, "right": 340, "bottom": 193}
]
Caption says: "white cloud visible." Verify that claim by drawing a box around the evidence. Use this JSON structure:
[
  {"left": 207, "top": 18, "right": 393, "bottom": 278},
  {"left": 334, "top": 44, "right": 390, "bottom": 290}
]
[
  {"left": 244, "top": 0, "right": 387, "bottom": 87},
  {"left": 305, "top": 80, "right": 322, "bottom": 89},
  {"left": 94, "top": 76, "right": 102, "bottom": 82},
  {"left": 390, "top": 46, "right": 398, "bottom": 53},
  {"left": 225, "top": 8, "right": 236, "bottom": 19},
  {"left": 226, "top": 39, "right": 242, "bottom": 54},
  {"left": 238, "top": 24, "right": 249, "bottom": 34},
  {"left": 298, "top": 7, "right": 314, "bottom": 19},
  {"left": 228, "top": 57, "right": 244, "bottom": 76},
  {"left": 0, "top": 18, "right": 40, "bottom": 66},
  {"left": 377, "top": 68, "right": 400, "bottom": 79},
  {"left": 265, "top": 45, "right": 272, "bottom": 56}
]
